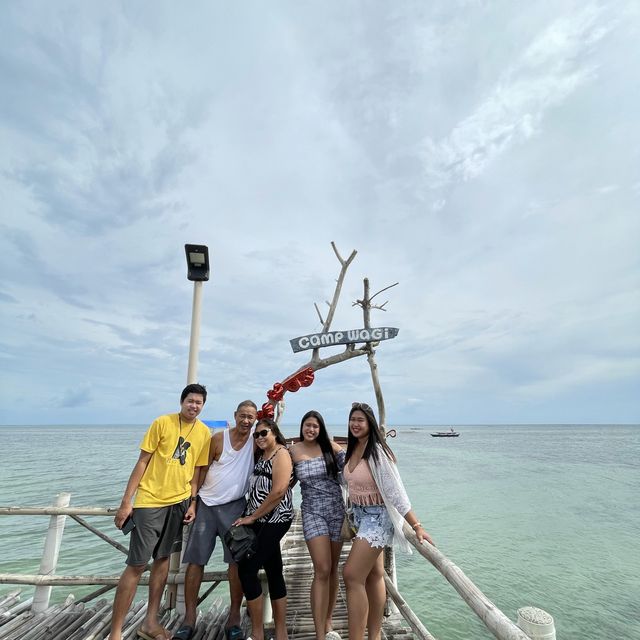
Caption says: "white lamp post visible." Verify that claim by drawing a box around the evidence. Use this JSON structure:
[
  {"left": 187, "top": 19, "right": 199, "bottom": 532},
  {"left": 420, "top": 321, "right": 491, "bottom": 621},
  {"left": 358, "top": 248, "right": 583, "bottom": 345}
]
[
  {"left": 184, "top": 244, "right": 210, "bottom": 384},
  {"left": 167, "top": 244, "right": 210, "bottom": 612}
]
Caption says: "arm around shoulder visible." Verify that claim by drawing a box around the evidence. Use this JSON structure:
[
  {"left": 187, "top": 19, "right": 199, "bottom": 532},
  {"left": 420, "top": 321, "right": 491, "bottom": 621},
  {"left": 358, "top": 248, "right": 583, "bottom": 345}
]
[{"left": 331, "top": 441, "right": 344, "bottom": 453}]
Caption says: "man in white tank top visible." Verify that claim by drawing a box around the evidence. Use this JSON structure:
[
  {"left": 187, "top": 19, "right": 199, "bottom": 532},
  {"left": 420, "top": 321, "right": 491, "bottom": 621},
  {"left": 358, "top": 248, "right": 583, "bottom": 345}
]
[{"left": 176, "top": 400, "right": 258, "bottom": 640}]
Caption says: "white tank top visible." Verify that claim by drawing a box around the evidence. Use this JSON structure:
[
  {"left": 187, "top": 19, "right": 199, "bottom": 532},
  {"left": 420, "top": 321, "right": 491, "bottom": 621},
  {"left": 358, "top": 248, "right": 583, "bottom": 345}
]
[{"left": 198, "top": 427, "right": 255, "bottom": 506}]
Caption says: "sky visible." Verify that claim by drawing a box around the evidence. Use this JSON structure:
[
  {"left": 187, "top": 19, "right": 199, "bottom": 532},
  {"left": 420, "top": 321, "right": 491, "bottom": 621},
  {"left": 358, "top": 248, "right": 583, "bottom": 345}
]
[{"left": 1, "top": 1, "right": 638, "bottom": 426}]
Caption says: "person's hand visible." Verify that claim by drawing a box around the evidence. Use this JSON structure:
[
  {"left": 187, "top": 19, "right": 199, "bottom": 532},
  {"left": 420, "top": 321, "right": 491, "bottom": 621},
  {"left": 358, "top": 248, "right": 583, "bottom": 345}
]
[
  {"left": 114, "top": 504, "right": 133, "bottom": 529},
  {"left": 232, "top": 515, "right": 255, "bottom": 527},
  {"left": 415, "top": 525, "right": 435, "bottom": 546},
  {"left": 184, "top": 503, "right": 197, "bottom": 524}
]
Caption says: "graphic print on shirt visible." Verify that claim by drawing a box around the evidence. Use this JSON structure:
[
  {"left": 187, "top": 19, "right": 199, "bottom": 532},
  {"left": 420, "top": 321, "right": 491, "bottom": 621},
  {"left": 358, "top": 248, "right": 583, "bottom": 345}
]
[{"left": 172, "top": 436, "right": 191, "bottom": 464}]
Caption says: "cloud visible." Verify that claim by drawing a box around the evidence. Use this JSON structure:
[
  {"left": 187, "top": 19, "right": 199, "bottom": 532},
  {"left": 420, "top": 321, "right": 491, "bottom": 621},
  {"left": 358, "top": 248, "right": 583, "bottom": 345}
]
[
  {"left": 131, "top": 392, "right": 154, "bottom": 407},
  {"left": 0, "top": 1, "right": 638, "bottom": 425},
  {"left": 52, "top": 383, "right": 93, "bottom": 408},
  {"left": 421, "top": 4, "right": 612, "bottom": 189}
]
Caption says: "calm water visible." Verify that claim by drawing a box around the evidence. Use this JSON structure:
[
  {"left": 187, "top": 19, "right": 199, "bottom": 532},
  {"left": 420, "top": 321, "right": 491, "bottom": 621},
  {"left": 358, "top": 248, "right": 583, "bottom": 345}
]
[{"left": 0, "top": 424, "right": 638, "bottom": 639}]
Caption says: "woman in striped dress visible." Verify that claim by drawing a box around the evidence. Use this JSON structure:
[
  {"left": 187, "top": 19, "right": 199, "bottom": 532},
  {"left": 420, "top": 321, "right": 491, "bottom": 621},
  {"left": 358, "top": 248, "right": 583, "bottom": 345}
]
[{"left": 233, "top": 418, "right": 294, "bottom": 640}]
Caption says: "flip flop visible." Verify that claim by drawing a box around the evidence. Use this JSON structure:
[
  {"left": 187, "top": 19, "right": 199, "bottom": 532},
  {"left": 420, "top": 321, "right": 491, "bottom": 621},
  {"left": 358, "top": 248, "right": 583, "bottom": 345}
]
[
  {"left": 225, "top": 625, "right": 244, "bottom": 640},
  {"left": 173, "top": 624, "right": 195, "bottom": 640},
  {"left": 136, "top": 629, "right": 170, "bottom": 640}
]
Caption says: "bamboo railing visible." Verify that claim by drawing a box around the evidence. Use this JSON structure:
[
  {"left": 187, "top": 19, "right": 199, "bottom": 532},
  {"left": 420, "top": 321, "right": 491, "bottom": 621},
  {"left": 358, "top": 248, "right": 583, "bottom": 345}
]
[{"left": 0, "top": 496, "right": 542, "bottom": 640}]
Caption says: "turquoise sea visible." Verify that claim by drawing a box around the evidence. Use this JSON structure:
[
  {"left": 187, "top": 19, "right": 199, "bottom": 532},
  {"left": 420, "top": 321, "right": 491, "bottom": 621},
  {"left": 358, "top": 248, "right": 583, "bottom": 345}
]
[{"left": 0, "top": 424, "right": 638, "bottom": 639}]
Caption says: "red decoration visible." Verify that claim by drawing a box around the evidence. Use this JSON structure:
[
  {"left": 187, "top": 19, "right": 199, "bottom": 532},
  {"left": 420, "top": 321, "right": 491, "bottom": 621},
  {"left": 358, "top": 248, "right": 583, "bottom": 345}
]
[
  {"left": 258, "top": 368, "right": 315, "bottom": 420},
  {"left": 282, "top": 367, "right": 315, "bottom": 393},
  {"left": 266, "top": 382, "right": 285, "bottom": 402},
  {"left": 257, "top": 402, "right": 275, "bottom": 421}
]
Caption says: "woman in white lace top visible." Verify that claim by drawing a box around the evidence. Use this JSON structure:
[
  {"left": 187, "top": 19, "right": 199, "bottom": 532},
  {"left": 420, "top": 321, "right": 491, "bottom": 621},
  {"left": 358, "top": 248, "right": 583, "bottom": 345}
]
[{"left": 342, "top": 402, "right": 434, "bottom": 640}]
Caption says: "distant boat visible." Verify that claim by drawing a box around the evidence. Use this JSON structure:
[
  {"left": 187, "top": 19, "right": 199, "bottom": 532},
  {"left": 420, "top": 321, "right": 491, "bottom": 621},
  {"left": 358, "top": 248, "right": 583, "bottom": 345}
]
[{"left": 431, "top": 427, "right": 460, "bottom": 437}]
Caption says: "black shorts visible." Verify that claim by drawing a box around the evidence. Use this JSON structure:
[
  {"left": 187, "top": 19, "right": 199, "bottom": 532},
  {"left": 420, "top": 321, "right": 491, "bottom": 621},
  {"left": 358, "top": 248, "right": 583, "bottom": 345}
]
[{"left": 126, "top": 498, "right": 189, "bottom": 566}]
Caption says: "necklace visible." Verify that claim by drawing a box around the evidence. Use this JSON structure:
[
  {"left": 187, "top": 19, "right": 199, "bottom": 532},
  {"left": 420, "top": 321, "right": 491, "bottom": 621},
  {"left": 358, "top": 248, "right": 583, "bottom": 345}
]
[{"left": 176, "top": 416, "right": 197, "bottom": 464}]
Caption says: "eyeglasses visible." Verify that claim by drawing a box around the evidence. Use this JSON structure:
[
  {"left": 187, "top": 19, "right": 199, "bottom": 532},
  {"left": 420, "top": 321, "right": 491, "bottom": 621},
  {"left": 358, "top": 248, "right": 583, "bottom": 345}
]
[
  {"left": 352, "top": 402, "right": 372, "bottom": 412},
  {"left": 253, "top": 429, "right": 271, "bottom": 439}
]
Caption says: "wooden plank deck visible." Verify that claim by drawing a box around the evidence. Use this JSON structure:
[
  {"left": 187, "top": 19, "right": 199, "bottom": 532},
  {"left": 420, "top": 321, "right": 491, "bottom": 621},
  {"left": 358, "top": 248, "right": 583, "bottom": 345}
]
[
  {"left": 0, "top": 512, "right": 416, "bottom": 640},
  {"left": 281, "top": 514, "right": 414, "bottom": 640}
]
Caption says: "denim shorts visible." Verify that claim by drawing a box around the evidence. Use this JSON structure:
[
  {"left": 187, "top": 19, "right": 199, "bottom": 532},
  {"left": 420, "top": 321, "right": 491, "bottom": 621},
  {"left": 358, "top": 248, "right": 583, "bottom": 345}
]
[{"left": 352, "top": 504, "right": 394, "bottom": 548}]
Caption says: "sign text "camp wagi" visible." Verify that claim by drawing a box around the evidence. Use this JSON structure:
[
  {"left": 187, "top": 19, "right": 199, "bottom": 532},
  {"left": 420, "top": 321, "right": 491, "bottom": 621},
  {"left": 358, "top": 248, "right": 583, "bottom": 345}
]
[{"left": 290, "top": 327, "right": 399, "bottom": 353}]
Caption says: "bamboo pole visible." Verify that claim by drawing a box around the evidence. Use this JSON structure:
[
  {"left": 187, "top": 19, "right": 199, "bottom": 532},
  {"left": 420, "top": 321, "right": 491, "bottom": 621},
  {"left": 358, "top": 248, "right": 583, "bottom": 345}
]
[
  {"left": 70, "top": 514, "right": 129, "bottom": 555},
  {"left": 76, "top": 585, "right": 116, "bottom": 603},
  {"left": 0, "top": 506, "right": 114, "bottom": 516},
  {"left": 32, "top": 492, "right": 70, "bottom": 613},
  {"left": 383, "top": 574, "right": 437, "bottom": 640},
  {"left": 57, "top": 604, "right": 97, "bottom": 639},
  {"left": 0, "top": 588, "right": 20, "bottom": 610},
  {"left": 402, "top": 525, "right": 532, "bottom": 640},
  {"left": 197, "top": 581, "right": 221, "bottom": 605},
  {"left": 0, "top": 571, "right": 228, "bottom": 586}
]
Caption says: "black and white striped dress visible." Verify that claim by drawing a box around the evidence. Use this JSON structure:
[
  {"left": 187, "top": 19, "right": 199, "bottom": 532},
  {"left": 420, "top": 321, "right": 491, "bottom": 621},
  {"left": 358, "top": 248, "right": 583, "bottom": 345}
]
[{"left": 245, "top": 448, "right": 294, "bottom": 524}]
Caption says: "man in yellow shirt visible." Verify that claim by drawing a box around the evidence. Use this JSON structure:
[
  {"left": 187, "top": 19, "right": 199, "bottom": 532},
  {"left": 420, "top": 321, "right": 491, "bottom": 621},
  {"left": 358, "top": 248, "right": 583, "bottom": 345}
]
[{"left": 109, "top": 384, "right": 211, "bottom": 640}]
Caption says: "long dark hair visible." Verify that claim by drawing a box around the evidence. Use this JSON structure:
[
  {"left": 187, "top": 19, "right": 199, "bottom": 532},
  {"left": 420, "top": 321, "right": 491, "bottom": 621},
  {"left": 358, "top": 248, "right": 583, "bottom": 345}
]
[
  {"left": 345, "top": 402, "right": 395, "bottom": 463},
  {"left": 299, "top": 410, "right": 338, "bottom": 479},
  {"left": 255, "top": 418, "right": 287, "bottom": 462}
]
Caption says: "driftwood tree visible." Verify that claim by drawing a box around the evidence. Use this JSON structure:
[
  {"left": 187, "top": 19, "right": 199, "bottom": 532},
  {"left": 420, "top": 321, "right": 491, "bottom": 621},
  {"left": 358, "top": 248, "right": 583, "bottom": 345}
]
[{"left": 258, "top": 242, "right": 398, "bottom": 432}]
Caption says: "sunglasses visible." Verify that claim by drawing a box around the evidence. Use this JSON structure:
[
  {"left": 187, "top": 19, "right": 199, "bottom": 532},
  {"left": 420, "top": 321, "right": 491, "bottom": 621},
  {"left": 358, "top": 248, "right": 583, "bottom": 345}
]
[
  {"left": 253, "top": 428, "right": 272, "bottom": 439},
  {"left": 352, "top": 402, "right": 372, "bottom": 412}
]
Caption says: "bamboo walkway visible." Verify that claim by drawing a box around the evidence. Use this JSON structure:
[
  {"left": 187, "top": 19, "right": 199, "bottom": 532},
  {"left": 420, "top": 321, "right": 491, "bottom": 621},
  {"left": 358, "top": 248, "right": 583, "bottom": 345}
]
[
  {"left": 0, "top": 512, "right": 414, "bottom": 640},
  {"left": 280, "top": 514, "right": 413, "bottom": 640}
]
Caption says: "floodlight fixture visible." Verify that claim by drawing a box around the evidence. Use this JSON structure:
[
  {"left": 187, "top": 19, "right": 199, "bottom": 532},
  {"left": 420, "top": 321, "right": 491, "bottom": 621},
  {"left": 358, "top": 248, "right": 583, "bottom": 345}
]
[{"left": 184, "top": 244, "right": 210, "bottom": 281}]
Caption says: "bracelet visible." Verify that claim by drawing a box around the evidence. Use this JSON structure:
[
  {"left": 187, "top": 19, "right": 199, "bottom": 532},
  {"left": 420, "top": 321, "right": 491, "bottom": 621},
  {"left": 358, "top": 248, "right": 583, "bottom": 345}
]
[{"left": 411, "top": 522, "right": 422, "bottom": 530}]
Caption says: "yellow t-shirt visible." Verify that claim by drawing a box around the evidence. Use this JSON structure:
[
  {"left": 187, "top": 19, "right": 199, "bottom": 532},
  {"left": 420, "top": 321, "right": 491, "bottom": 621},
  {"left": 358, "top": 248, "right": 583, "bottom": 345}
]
[{"left": 134, "top": 413, "right": 211, "bottom": 507}]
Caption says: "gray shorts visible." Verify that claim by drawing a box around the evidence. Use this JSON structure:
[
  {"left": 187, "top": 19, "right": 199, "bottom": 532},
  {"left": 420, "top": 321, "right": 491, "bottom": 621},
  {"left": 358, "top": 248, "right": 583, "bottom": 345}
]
[
  {"left": 127, "top": 498, "right": 190, "bottom": 566},
  {"left": 182, "top": 496, "right": 246, "bottom": 565},
  {"left": 302, "top": 506, "right": 344, "bottom": 542}
]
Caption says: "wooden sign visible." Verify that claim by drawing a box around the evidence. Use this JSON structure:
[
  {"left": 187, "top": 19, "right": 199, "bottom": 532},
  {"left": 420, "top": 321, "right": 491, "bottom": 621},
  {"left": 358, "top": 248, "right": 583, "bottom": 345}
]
[{"left": 290, "top": 327, "right": 399, "bottom": 353}]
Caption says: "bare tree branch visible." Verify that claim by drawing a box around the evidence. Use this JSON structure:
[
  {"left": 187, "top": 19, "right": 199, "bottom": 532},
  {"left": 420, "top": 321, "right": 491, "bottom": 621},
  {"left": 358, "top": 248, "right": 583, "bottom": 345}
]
[
  {"left": 322, "top": 242, "right": 357, "bottom": 331},
  {"left": 262, "top": 244, "right": 397, "bottom": 429},
  {"left": 358, "top": 278, "right": 387, "bottom": 431},
  {"left": 370, "top": 282, "right": 399, "bottom": 302},
  {"left": 310, "top": 346, "right": 369, "bottom": 370}
]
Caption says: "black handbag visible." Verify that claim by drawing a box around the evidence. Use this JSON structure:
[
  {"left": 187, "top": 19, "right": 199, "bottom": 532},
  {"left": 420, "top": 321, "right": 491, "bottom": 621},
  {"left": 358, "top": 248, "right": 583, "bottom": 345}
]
[{"left": 223, "top": 525, "right": 257, "bottom": 563}]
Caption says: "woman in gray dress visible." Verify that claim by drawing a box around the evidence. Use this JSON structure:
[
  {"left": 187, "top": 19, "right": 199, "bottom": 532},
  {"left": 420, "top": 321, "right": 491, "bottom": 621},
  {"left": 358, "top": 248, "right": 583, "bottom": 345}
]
[{"left": 289, "top": 410, "right": 345, "bottom": 640}]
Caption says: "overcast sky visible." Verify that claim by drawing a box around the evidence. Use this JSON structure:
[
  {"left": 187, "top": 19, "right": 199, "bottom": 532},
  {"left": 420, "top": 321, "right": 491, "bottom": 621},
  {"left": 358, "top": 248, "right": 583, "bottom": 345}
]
[{"left": 1, "top": 1, "right": 638, "bottom": 427}]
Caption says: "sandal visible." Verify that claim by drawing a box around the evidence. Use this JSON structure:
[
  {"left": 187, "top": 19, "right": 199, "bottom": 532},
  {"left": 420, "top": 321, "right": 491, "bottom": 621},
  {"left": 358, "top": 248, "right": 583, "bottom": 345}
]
[
  {"left": 225, "top": 625, "right": 245, "bottom": 640},
  {"left": 173, "top": 624, "right": 195, "bottom": 640},
  {"left": 136, "top": 628, "right": 170, "bottom": 640}
]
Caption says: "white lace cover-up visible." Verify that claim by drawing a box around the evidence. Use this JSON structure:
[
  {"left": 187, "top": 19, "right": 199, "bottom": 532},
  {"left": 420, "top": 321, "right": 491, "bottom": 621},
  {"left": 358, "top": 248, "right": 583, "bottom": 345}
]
[{"left": 368, "top": 444, "right": 414, "bottom": 554}]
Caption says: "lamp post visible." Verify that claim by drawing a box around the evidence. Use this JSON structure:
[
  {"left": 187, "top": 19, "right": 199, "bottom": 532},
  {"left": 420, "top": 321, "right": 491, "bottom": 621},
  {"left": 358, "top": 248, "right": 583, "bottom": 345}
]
[
  {"left": 167, "top": 244, "right": 210, "bottom": 613},
  {"left": 184, "top": 244, "right": 210, "bottom": 384}
]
